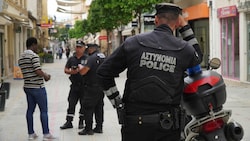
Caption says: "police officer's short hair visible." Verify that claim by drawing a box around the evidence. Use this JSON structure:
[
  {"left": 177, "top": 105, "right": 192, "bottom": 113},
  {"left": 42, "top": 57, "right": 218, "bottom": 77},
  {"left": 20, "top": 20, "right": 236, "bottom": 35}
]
[{"left": 155, "top": 3, "right": 182, "bottom": 21}]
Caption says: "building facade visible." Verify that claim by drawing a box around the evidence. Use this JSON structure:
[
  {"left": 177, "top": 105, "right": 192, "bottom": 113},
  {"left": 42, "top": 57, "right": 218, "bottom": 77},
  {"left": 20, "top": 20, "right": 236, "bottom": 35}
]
[
  {"left": 238, "top": 0, "right": 250, "bottom": 82},
  {"left": 174, "top": 0, "right": 250, "bottom": 83},
  {"left": 0, "top": 0, "right": 30, "bottom": 80},
  {"left": 0, "top": 0, "right": 48, "bottom": 81}
]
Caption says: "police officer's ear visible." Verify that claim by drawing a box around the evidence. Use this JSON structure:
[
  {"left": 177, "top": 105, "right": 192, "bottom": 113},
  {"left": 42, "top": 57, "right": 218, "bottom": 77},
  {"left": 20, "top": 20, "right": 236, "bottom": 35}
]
[
  {"left": 175, "top": 15, "right": 181, "bottom": 29},
  {"left": 154, "top": 15, "right": 159, "bottom": 25}
]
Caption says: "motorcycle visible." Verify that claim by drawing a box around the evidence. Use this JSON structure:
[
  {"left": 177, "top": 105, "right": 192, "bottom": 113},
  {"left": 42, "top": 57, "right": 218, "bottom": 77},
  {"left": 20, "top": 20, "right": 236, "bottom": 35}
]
[{"left": 182, "top": 58, "right": 244, "bottom": 141}]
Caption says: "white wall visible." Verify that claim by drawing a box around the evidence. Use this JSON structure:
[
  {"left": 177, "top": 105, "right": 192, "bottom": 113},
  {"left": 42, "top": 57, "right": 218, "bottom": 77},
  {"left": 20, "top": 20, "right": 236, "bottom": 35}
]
[{"left": 27, "top": 0, "right": 38, "bottom": 18}]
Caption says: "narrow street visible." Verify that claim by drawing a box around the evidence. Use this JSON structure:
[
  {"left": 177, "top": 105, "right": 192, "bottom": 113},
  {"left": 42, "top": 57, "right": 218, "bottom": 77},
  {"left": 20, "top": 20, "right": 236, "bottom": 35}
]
[{"left": 0, "top": 56, "right": 249, "bottom": 141}]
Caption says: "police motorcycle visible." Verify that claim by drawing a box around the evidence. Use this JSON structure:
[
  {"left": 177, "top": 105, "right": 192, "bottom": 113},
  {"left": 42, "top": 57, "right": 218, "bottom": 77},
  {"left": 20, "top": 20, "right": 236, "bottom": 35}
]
[{"left": 182, "top": 58, "right": 244, "bottom": 141}]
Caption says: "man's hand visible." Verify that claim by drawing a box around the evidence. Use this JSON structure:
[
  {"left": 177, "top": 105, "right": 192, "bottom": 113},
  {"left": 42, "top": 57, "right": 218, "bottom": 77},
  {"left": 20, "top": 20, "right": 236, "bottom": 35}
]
[
  {"left": 44, "top": 73, "right": 51, "bottom": 81},
  {"left": 178, "top": 14, "right": 188, "bottom": 28},
  {"left": 70, "top": 68, "right": 79, "bottom": 74},
  {"left": 78, "top": 64, "right": 84, "bottom": 70}
]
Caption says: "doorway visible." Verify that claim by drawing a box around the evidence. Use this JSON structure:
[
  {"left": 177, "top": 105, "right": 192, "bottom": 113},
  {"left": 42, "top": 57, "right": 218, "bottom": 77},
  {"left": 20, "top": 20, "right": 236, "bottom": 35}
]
[
  {"left": 220, "top": 17, "right": 240, "bottom": 79},
  {"left": 0, "top": 31, "right": 3, "bottom": 79},
  {"left": 190, "top": 19, "right": 210, "bottom": 68}
]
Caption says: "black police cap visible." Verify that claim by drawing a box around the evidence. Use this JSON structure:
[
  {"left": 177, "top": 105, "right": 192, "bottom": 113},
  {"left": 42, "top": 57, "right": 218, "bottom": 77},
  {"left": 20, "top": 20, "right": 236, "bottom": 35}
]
[
  {"left": 86, "top": 43, "right": 99, "bottom": 48},
  {"left": 76, "top": 40, "right": 85, "bottom": 47},
  {"left": 155, "top": 3, "right": 182, "bottom": 15}
]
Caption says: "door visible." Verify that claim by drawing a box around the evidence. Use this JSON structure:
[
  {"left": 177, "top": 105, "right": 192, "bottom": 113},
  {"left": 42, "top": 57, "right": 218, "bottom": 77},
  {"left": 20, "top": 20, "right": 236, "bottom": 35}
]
[
  {"left": 247, "top": 16, "right": 250, "bottom": 81},
  {"left": 190, "top": 19, "right": 210, "bottom": 68},
  {"left": 221, "top": 17, "right": 240, "bottom": 79},
  {"left": 0, "top": 32, "right": 3, "bottom": 78}
]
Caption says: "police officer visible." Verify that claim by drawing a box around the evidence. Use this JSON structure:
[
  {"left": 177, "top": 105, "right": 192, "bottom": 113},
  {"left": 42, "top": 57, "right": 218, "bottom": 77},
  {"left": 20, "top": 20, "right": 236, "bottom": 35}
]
[
  {"left": 78, "top": 44, "right": 106, "bottom": 135},
  {"left": 60, "top": 40, "right": 88, "bottom": 129},
  {"left": 96, "top": 3, "right": 203, "bottom": 141}
]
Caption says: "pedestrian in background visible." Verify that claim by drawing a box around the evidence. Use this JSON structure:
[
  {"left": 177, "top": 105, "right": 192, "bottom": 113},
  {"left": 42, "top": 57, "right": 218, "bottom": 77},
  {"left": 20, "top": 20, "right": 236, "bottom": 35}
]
[
  {"left": 96, "top": 3, "right": 203, "bottom": 141},
  {"left": 60, "top": 40, "right": 88, "bottom": 130},
  {"left": 66, "top": 45, "right": 71, "bottom": 59},
  {"left": 78, "top": 43, "right": 106, "bottom": 135},
  {"left": 58, "top": 46, "right": 64, "bottom": 59},
  {"left": 18, "top": 37, "right": 56, "bottom": 140}
]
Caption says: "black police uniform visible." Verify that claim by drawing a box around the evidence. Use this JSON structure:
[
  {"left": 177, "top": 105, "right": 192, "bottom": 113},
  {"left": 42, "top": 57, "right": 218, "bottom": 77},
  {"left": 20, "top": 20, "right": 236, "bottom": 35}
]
[
  {"left": 62, "top": 53, "right": 88, "bottom": 128},
  {"left": 96, "top": 3, "right": 203, "bottom": 141},
  {"left": 78, "top": 46, "right": 106, "bottom": 135}
]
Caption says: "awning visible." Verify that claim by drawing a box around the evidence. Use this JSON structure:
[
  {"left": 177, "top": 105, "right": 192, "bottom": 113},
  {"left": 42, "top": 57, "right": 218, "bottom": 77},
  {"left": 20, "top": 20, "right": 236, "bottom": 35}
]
[
  {"left": 57, "top": 7, "right": 86, "bottom": 14},
  {"left": 0, "top": 11, "right": 29, "bottom": 23},
  {"left": 56, "top": 0, "right": 82, "bottom": 6},
  {"left": 0, "top": 16, "right": 12, "bottom": 25},
  {"left": 183, "top": 2, "right": 209, "bottom": 21},
  {"left": 122, "top": 28, "right": 135, "bottom": 36},
  {"left": 26, "top": 19, "right": 34, "bottom": 28}
]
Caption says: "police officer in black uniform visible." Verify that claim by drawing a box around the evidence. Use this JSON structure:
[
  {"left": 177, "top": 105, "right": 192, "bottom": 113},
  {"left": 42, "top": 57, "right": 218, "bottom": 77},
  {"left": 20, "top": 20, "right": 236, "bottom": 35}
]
[
  {"left": 78, "top": 44, "right": 106, "bottom": 135},
  {"left": 60, "top": 40, "right": 88, "bottom": 130},
  {"left": 96, "top": 3, "right": 203, "bottom": 141}
]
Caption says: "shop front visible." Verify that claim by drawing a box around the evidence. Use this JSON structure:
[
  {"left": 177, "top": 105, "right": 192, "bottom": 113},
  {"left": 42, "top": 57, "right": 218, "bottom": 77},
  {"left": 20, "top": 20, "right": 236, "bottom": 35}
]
[
  {"left": 183, "top": 2, "right": 210, "bottom": 68},
  {"left": 217, "top": 5, "right": 240, "bottom": 80},
  {"left": 237, "top": 0, "right": 250, "bottom": 82}
]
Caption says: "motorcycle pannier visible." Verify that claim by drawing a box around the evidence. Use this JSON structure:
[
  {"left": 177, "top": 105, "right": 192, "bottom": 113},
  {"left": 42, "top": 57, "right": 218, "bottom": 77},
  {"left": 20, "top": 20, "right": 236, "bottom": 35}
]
[{"left": 183, "top": 70, "right": 226, "bottom": 117}]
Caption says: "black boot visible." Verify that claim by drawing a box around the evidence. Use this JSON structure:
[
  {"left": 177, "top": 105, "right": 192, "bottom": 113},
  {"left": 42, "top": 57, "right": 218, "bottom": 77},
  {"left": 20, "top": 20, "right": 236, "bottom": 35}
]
[
  {"left": 78, "top": 129, "right": 94, "bottom": 135},
  {"left": 78, "top": 119, "right": 84, "bottom": 129},
  {"left": 93, "top": 124, "right": 103, "bottom": 133},
  {"left": 60, "top": 121, "right": 73, "bottom": 129}
]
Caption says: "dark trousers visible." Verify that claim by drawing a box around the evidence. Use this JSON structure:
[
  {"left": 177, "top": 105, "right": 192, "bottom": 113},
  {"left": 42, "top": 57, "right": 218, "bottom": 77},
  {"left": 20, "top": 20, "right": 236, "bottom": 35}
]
[
  {"left": 121, "top": 123, "right": 181, "bottom": 141},
  {"left": 66, "top": 84, "right": 84, "bottom": 121},
  {"left": 82, "top": 85, "right": 104, "bottom": 130}
]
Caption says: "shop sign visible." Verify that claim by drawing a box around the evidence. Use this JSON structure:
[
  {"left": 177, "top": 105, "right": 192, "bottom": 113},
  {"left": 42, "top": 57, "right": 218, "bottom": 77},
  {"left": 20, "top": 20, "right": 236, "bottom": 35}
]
[
  {"left": 41, "top": 24, "right": 52, "bottom": 28},
  {"left": 40, "top": 16, "right": 53, "bottom": 28},
  {"left": 99, "top": 36, "right": 107, "bottom": 40},
  {"left": 217, "top": 5, "right": 237, "bottom": 18},
  {"left": 144, "top": 15, "right": 155, "bottom": 25},
  {"left": 132, "top": 21, "right": 138, "bottom": 27}
]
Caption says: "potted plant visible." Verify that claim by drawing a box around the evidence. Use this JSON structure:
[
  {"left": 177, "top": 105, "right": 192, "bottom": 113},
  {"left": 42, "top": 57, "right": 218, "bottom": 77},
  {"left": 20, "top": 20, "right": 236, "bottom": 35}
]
[
  {"left": 38, "top": 52, "right": 45, "bottom": 63},
  {"left": 43, "top": 53, "right": 54, "bottom": 63}
]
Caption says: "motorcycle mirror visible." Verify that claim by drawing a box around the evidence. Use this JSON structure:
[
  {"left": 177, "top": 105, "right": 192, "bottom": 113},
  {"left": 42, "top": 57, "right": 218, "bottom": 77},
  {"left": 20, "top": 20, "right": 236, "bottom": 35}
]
[{"left": 209, "top": 58, "right": 221, "bottom": 69}]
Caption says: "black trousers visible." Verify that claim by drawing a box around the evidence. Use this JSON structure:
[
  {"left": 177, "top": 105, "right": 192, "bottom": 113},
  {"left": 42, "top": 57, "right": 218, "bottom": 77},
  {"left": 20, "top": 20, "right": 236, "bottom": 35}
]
[
  {"left": 66, "top": 84, "right": 84, "bottom": 121},
  {"left": 82, "top": 85, "right": 104, "bottom": 130},
  {"left": 121, "top": 123, "right": 181, "bottom": 141}
]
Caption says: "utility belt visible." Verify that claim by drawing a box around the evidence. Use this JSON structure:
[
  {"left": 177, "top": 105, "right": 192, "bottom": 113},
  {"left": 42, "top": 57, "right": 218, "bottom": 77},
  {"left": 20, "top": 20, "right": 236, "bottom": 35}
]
[{"left": 125, "top": 108, "right": 181, "bottom": 130}]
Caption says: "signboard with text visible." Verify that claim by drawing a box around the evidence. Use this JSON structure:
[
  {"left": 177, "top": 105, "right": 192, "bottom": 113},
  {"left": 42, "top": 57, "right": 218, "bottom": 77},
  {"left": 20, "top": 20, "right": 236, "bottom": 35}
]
[
  {"left": 40, "top": 16, "right": 53, "bottom": 28},
  {"left": 217, "top": 5, "right": 238, "bottom": 18}
]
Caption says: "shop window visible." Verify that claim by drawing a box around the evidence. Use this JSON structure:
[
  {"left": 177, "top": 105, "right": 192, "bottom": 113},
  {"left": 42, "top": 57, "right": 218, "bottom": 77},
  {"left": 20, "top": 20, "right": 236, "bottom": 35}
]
[{"left": 221, "top": 17, "right": 239, "bottom": 79}]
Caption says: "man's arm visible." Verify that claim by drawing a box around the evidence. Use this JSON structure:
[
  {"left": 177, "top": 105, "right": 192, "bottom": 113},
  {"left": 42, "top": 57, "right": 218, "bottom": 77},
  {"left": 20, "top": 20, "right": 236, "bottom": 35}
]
[
  {"left": 96, "top": 45, "right": 127, "bottom": 107},
  {"left": 178, "top": 15, "right": 203, "bottom": 64},
  {"left": 64, "top": 67, "right": 79, "bottom": 75},
  {"left": 78, "top": 65, "right": 90, "bottom": 75},
  {"left": 35, "top": 69, "right": 51, "bottom": 81}
]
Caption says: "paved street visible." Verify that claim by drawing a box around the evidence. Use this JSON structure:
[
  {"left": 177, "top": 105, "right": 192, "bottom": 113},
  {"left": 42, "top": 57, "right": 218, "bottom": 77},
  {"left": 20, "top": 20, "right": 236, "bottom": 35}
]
[{"left": 0, "top": 56, "right": 249, "bottom": 141}]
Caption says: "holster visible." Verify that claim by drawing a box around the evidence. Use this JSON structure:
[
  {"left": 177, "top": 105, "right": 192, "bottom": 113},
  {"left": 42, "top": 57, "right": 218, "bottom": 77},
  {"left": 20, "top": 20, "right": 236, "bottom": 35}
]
[
  {"left": 159, "top": 108, "right": 180, "bottom": 130},
  {"left": 125, "top": 107, "right": 181, "bottom": 130},
  {"left": 116, "top": 107, "right": 126, "bottom": 125},
  {"left": 115, "top": 98, "right": 126, "bottom": 125}
]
